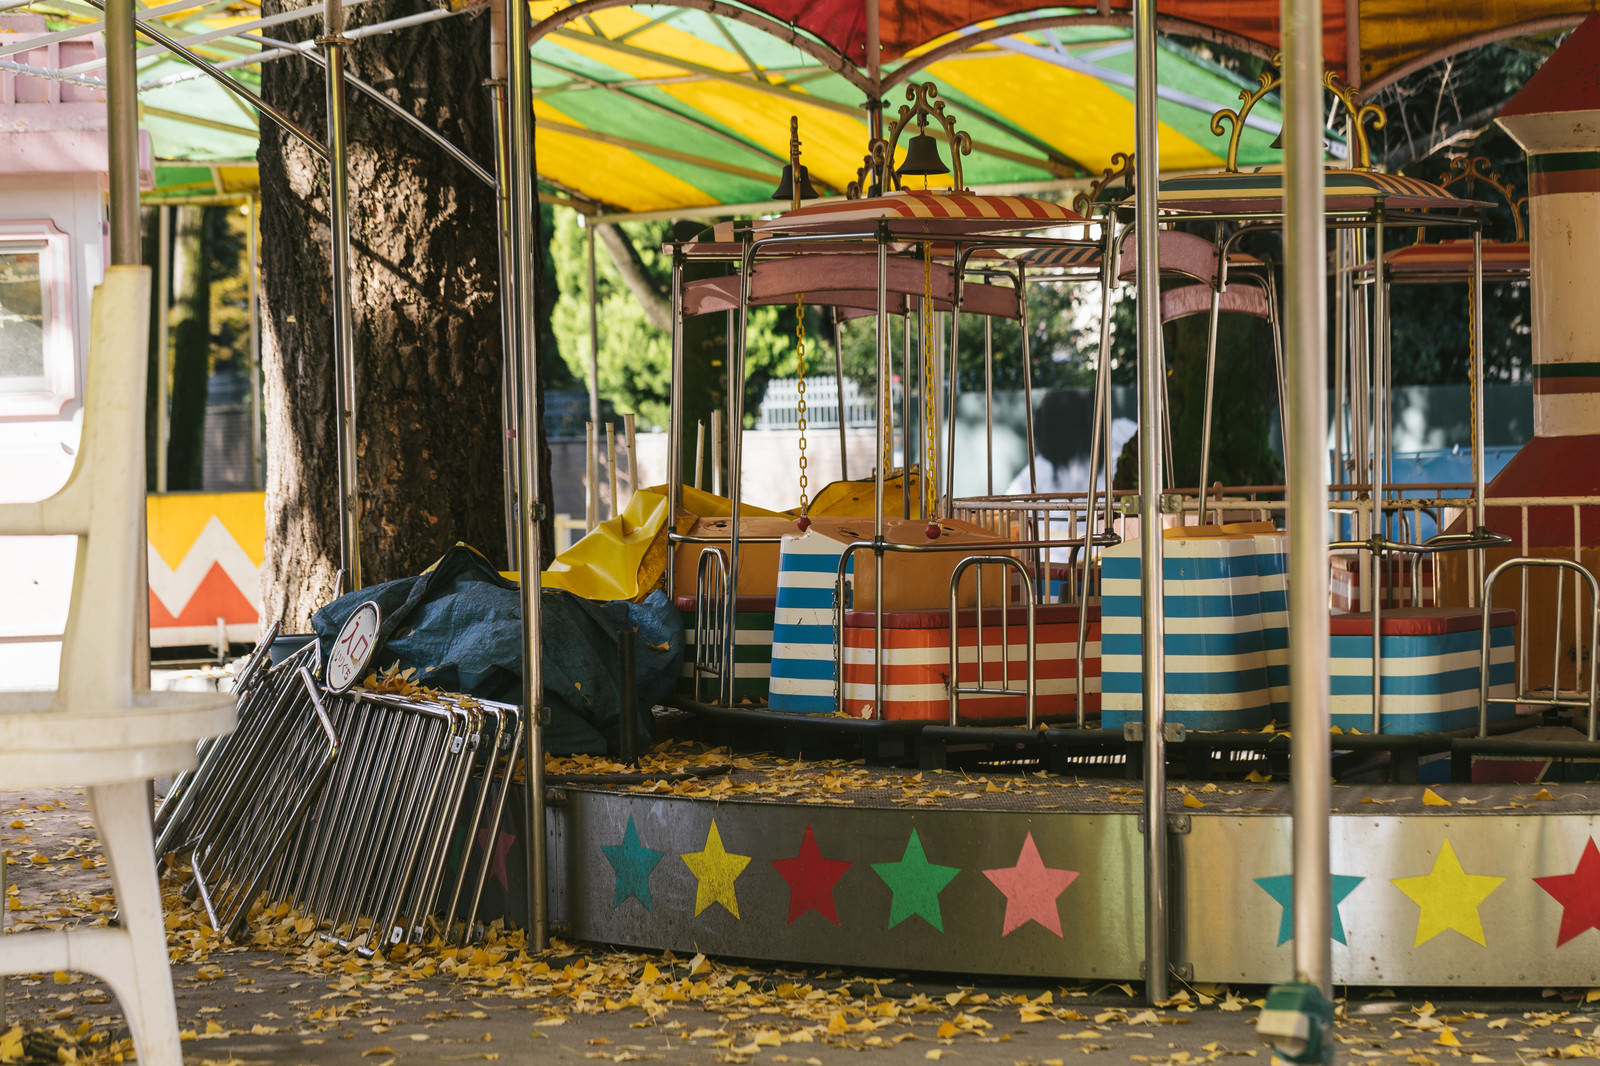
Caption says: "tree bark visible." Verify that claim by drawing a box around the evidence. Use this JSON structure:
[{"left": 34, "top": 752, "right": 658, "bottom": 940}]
[
  {"left": 258, "top": 0, "right": 546, "bottom": 630},
  {"left": 166, "top": 204, "right": 210, "bottom": 491}
]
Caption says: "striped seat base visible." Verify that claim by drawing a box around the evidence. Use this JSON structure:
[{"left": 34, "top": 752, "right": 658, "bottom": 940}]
[
  {"left": 1329, "top": 607, "right": 1517, "bottom": 734},
  {"left": 676, "top": 596, "right": 775, "bottom": 704},
  {"left": 840, "top": 604, "right": 1101, "bottom": 723}
]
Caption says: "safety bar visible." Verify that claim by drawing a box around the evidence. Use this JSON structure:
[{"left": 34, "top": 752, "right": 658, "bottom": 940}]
[
  {"left": 947, "top": 555, "right": 1038, "bottom": 729},
  {"left": 1480, "top": 557, "right": 1600, "bottom": 740},
  {"left": 693, "top": 546, "right": 732, "bottom": 707}
]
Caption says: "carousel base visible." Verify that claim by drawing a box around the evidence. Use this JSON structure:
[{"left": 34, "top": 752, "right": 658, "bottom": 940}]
[{"left": 513, "top": 746, "right": 1600, "bottom": 989}]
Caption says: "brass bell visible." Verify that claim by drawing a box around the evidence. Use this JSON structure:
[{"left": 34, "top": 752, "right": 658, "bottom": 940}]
[
  {"left": 896, "top": 131, "right": 949, "bottom": 178},
  {"left": 771, "top": 163, "right": 820, "bottom": 202}
]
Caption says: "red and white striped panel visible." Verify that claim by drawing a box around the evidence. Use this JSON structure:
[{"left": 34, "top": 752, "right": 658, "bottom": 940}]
[
  {"left": 759, "top": 191, "right": 1084, "bottom": 234},
  {"left": 839, "top": 605, "right": 1101, "bottom": 723},
  {"left": 1329, "top": 552, "right": 1436, "bottom": 612}
]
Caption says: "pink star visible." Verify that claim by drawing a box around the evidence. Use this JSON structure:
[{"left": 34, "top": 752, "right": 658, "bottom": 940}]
[
  {"left": 983, "top": 833, "right": 1079, "bottom": 937},
  {"left": 1536, "top": 837, "right": 1600, "bottom": 947}
]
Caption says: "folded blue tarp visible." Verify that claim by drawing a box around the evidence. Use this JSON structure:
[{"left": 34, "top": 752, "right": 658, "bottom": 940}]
[{"left": 312, "top": 545, "right": 681, "bottom": 755}]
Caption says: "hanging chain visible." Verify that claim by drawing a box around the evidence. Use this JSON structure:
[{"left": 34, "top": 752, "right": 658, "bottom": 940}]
[
  {"left": 1467, "top": 270, "right": 1480, "bottom": 519},
  {"left": 923, "top": 243, "right": 937, "bottom": 520},
  {"left": 795, "top": 293, "right": 810, "bottom": 514}
]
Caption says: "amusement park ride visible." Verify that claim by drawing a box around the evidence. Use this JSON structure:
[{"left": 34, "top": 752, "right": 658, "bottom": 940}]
[{"left": 5, "top": 3, "right": 1600, "bottom": 1064}]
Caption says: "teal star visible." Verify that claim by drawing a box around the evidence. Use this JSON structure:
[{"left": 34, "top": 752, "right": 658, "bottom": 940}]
[
  {"left": 602, "top": 815, "right": 664, "bottom": 910},
  {"left": 1254, "top": 873, "right": 1365, "bottom": 945},
  {"left": 872, "top": 829, "right": 960, "bottom": 932}
]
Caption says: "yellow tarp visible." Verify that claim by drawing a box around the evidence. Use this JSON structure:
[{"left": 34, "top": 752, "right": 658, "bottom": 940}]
[{"left": 541, "top": 489, "right": 674, "bottom": 602}]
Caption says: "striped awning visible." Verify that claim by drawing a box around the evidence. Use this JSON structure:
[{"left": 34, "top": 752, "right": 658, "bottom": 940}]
[
  {"left": 755, "top": 190, "right": 1085, "bottom": 236},
  {"left": 1383, "top": 239, "right": 1531, "bottom": 280},
  {"left": 1143, "top": 167, "right": 1482, "bottom": 216}
]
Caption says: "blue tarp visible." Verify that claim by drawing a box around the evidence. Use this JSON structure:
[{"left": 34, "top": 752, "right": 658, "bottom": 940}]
[{"left": 312, "top": 545, "right": 682, "bottom": 755}]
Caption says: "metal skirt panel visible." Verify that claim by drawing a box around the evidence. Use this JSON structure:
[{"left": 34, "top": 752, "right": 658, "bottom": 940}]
[
  {"left": 1181, "top": 814, "right": 1600, "bottom": 987},
  {"left": 559, "top": 790, "right": 1145, "bottom": 979}
]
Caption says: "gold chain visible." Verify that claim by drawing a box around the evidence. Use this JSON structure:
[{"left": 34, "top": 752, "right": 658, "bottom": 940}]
[
  {"left": 795, "top": 293, "right": 809, "bottom": 514},
  {"left": 1468, "top": 269, "right": 1480, "bottom": 506},
  {"left": 923, "top": 244, "right": 937, "bottom": 520}
]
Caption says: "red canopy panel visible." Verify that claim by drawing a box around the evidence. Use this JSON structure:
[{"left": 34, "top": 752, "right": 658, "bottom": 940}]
[{"left": 747, "top": 1, "right": 1586, "bottom": 88}]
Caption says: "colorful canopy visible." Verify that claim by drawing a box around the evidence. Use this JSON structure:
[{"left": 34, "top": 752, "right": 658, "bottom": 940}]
[{"left": 6, "top": 0, "right": 1590, "bottom": 215}]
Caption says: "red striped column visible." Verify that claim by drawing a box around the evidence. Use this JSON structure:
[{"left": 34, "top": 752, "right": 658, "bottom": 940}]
[{"left": 1496, "top": 16, "right": 1600, "bottom": 438}]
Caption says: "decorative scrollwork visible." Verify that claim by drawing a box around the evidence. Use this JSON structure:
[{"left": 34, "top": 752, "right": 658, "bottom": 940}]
[
  {"left": 1209, "top": 53, "right": 1388, "bottom": 173},
  {"left": 1438, "top": 155, "right": 1529, "bottom": 241},
  {"left": 1072, "top": 151, "right": 1135, "bottom": 215},
  {"left": 879, "top": 81, "right": 973, "bottom": 194},
  {"left": 1211, "top": 67, "right": 1280, "bottom": 174},
  {"left": 846, "top": 139, "right": 890, "bottom": 200}
]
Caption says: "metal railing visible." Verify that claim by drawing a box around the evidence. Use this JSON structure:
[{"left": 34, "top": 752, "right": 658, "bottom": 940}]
[
  {"left": 1479, "top": 556, "right": 1600, "bottom": 739},
  {"left": 947, "top": 555, "right": 1038, "bottom": 728}
]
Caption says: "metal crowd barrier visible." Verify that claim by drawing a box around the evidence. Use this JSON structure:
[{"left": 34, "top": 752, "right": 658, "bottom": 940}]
[{"left": 155, "top": 638, "right": 523, "bottom": 952}]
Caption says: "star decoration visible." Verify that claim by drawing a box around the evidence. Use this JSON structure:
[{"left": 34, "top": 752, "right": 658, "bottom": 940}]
[
  {"left": 600, "top": 815, "right": 663, "bottom": 910},
  {"left": 772, "top": 825, "right": 851, "bottom": 924},
  {"left": 1392, "top": 839, "right": 1505, "bottom": 947},
  {"left": 982, "top": 832, "right": 1078, "bottom": 937},
  {"left": 681, "top": 820, "right": 751, "bottom": 918},
  {"left": 872, "top": 829, "right": 959, "bottom": 932},
  {"left": 1253, "top": 873, "right": 1365, "bottom": 945},
  {"left": 1535, "top": 837, "right": 1600, "bottom": 947}
]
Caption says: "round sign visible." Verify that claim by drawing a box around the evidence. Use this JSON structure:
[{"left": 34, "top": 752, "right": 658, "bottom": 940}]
[{"left": 326, "top": 600, "right": 381, "bottom": 693}]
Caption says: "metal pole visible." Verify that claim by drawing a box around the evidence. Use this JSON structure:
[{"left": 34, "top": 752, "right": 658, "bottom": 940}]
[
  {"left": 833, "top": 319, "right": 849, "bottom": 482},
  {"left": 1196, "top": 287, "right": 1222, "bottom": 526},
  {"left": 156, "top": 205, "right": 171, "bottom": 494},
  {"left": 247, "top": 198, "right": 263, "bottom": 491},
  {"left": 507, "top": 0, "right": 549, "bottom": 952},
  {"left": 1284, "top": 0, "right": 1331, "bottom": 996},
  {"left": 106, "top": 0, "right": 145, "bottom": 691},
  {"left": 1132, "top": 0, "right": 1168, "bottom": 1006},
  {"left": 587, "top": 220, "right": 602, "bottom": 438},
  {"left": 488, "top": 7, "right": 521, "bottom": 571},
  {"left": 322, "top": 0, "right": 361, "bottom": 591}
]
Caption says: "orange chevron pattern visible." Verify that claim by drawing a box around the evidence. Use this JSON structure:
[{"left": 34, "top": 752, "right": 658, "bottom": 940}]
[{"left": 146, "top": 491, "right": 264, "bottom": 647}]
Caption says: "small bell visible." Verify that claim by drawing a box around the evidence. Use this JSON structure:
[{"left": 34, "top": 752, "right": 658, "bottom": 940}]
[
  {"left": 771, "top": 163, "right": 820, "bottom": 202},
  {"left": 897, "top": 132, "right": 949, "bottom": 179}
]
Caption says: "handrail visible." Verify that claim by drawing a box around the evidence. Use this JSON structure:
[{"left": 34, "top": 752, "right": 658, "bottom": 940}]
[{"left": 947, "top": 555, "right": 1037, "bottom": 729}]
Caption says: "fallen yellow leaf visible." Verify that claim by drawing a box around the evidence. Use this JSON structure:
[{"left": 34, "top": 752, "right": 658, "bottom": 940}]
[
  {"left": 1436, "top": 1027, "right": 1462, "bottom": 1047},
  {"left": 1422, "top": 788, "right": 1452, "bottom": 807},
  {"left": 1183, "top": 794, "right": 1206, "bottom": 809}
]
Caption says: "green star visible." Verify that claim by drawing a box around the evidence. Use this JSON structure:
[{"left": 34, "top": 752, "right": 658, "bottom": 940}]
[
  {"left": 872, "top": 829, "right": 960, "bottom": 932},
  {"left": 602, "top": 814, "right": 664, "bottom": 911}
]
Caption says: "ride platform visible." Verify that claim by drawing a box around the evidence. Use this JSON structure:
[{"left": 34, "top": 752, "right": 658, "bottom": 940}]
[{"left": 535, "top": 740, "right": 1600, "bottom": 990}]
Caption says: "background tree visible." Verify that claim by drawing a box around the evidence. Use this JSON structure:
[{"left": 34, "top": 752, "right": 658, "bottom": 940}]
[{"left": 258, "top": 0, "right": 557, "bottom": 628}]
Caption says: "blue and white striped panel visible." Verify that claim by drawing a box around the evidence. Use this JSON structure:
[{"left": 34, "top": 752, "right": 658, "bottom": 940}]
[
  {"left": 1100, "top": 536, "right": 1273, "bottom": 730},
  {"left": 1253, "top": 534, "right": 1290, "bottom": 718},
  {"left": 768, "top": 530, "right": 852, "bottom": 714},
  {"left": 1329, "top": 623, "right": 1517, "bottom": 734}
]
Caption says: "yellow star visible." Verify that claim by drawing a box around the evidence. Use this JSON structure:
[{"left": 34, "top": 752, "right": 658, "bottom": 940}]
[
  {"left": 1391, "top": 839, "right": 1505, "bottom": 947},
  {"left": 681, "top": 820, "right": 751, "bottom": 918}
]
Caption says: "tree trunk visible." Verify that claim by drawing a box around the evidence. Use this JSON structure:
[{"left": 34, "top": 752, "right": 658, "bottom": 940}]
[
  {"left": 166, "top": 204, "right": 210, "bottom": 491},
  {"left": 258, "top": 0, "right": 549, "bottom": 630}
]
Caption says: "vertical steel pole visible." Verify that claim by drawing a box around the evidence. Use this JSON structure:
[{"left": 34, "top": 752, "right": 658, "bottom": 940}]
[
  {"left": 1132, "top": 0, "right": 1167, "bottom": 1006},
  {"left": 247, "top": 198, "right": 264, "bottom": 491},
  {"left": 833, "top": 319, "right": 849, "bottom": 482},
  {"left": 1284, "top": 0, "right": 1331, "bottom": 996},
  {"left": 587, "top": 221, "right": 603, "bottom": 438},
  {"left": 106, "top": 0, "right": 146, "bottom": 692},
  {"left": 156, "top": 205, "right": 171, "bottom": 494},
  {"left": 507, "top": 0, "right": 549, "bottom": 951},
  {"left": 322, "top": 0, "right": 361, "bottom": 591},
  {"left": 488, "top": 0, "right": 521, "bottom": 572}
]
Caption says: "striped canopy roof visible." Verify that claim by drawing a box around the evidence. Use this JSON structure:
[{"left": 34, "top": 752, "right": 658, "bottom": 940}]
[
  {"left": 1143, "top": 167, "right": 1482, "bottom": 216},
  {"left": 4, "top": 0, "right": 1588, "bottom": 215}
]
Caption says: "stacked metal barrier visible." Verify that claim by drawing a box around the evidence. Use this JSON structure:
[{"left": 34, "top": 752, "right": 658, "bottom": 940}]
[{"left": 155, "top": 637, "right": 523, "bottom": 952}]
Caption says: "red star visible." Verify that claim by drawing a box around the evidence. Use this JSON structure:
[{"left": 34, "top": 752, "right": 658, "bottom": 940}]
[
  {"left": 771, "top": 825, "right": 851, "bottom": 924},
  {"left": 1536, "top": 837, "right": 1600, "bottom": 947},
  {"left": 476, "top": 826, "right": 518, "bottom": 893},
  {"left": 983, "top": 832, "right": 1079, "bottom": 937}
]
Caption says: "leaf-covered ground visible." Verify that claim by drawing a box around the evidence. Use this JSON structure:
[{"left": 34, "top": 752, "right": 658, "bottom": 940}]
[{"left": 4, "top": 786, "right": 1599, "bottom": 1065}]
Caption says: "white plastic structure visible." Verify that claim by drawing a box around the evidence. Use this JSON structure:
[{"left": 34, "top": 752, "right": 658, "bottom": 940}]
[{"left": 0, "top": 266, "right": 237, "bottom": 1066}]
